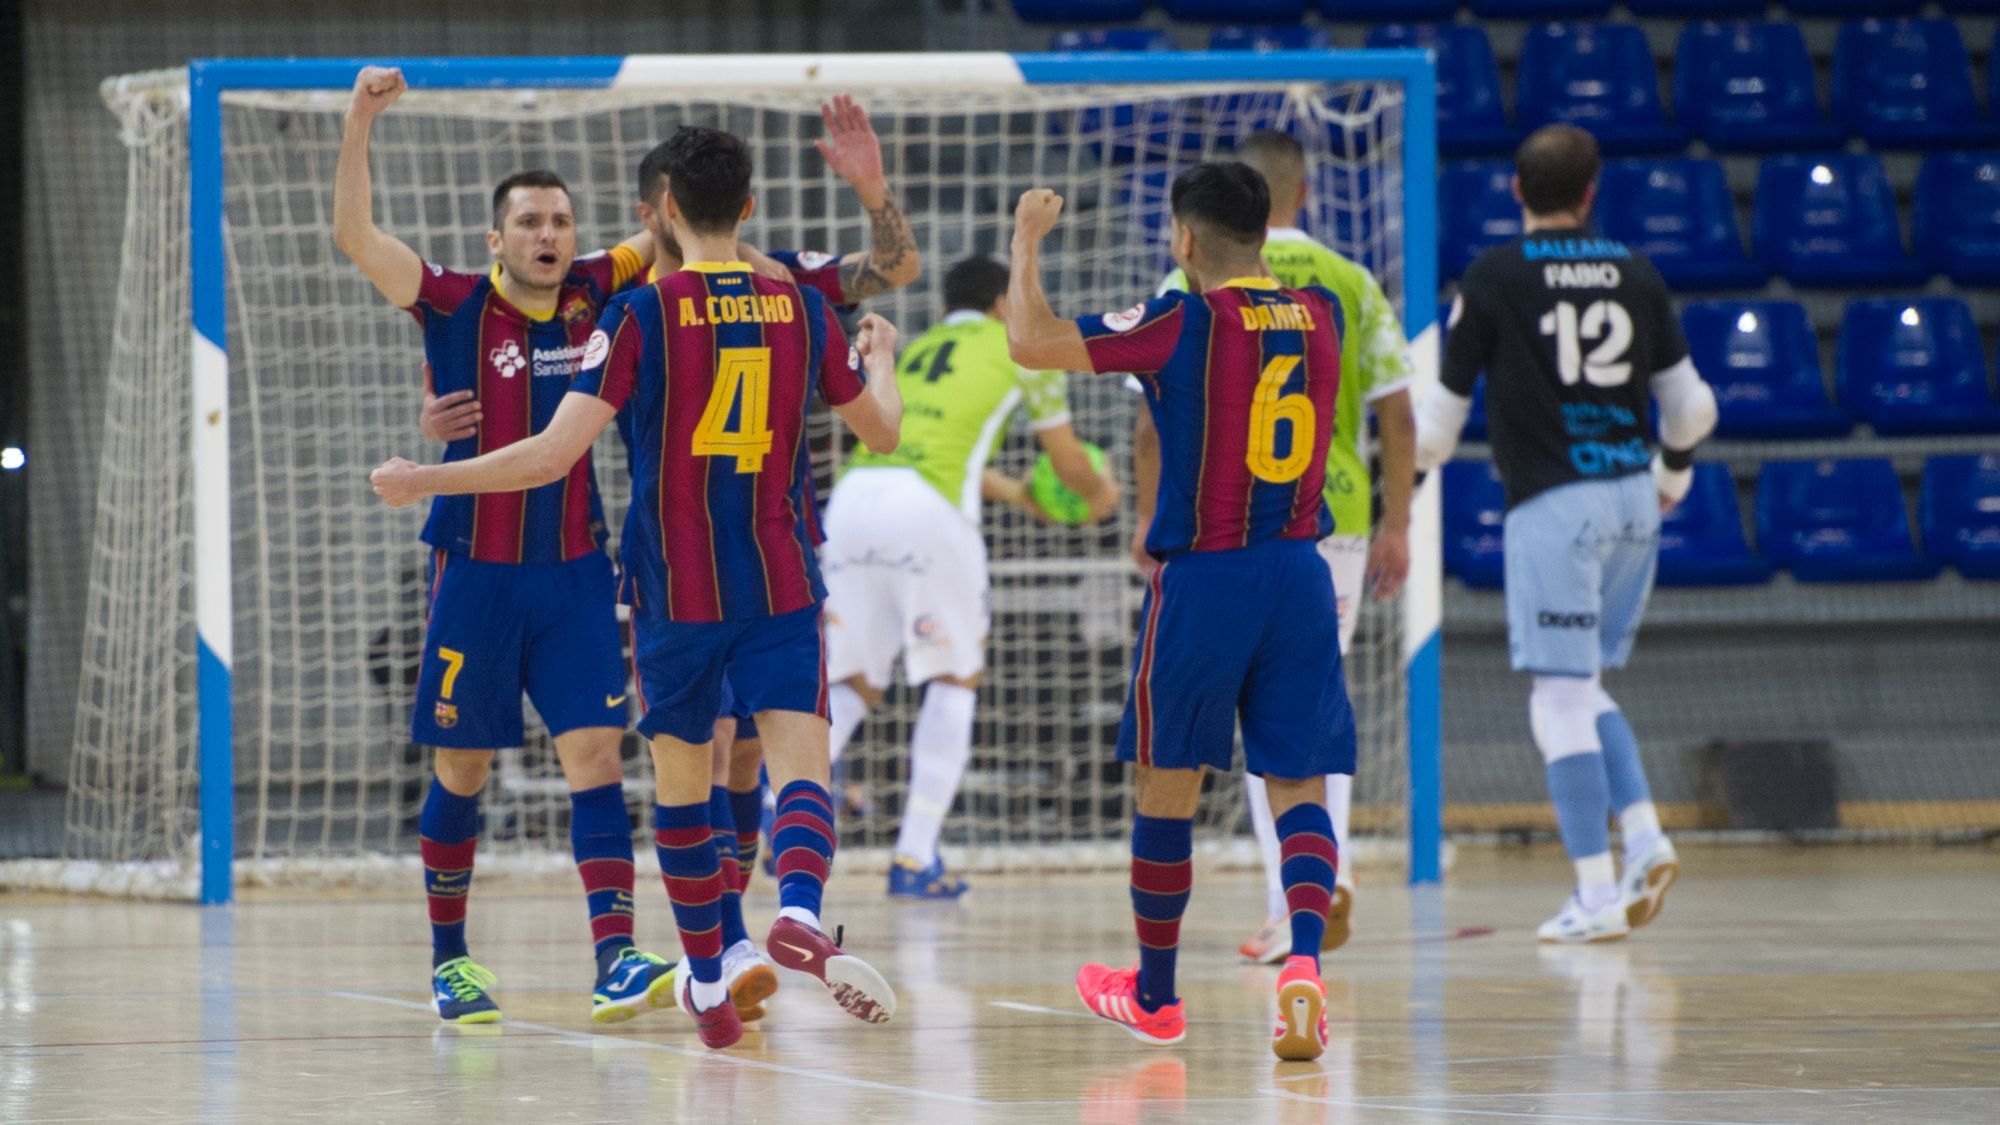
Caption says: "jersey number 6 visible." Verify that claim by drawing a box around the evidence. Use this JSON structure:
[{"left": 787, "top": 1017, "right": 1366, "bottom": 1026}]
[
  {"left": 1246, "top": 354, "right": 1315, "bottom": 484},
  {"left": 692, "top": 347, "right": 776, "bottom": 473}
]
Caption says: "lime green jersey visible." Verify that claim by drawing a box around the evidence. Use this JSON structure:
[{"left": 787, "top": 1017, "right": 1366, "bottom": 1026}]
[
  {"left": 846, "top": 311, "right": 1073, "bottom": 519},
  {"left": 1160, "top": 228, "right": 1412, "bottom": 536}
]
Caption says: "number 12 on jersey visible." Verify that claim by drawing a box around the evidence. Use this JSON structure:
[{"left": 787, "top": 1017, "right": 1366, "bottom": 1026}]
[
  {"left": 692, "top": 347, "right": 775, "bottom": 473},
  {"left": 1539, "top": 299, "right": 1633, "bottom": 387}
]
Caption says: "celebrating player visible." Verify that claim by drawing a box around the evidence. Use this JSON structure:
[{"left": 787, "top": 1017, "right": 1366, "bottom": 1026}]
[
  {"left": 370, "top": 124, "right": 905, "bottom": 1050},
  {"left": 333, "top": 65, "right": 675, "bottom": 1026},
  {"left": 1414, "top": 125, "right": 1716, "bottom": 943},
  {"left": 820, "top": 254, "right": 1119, "bottom": 901},
  {"left": 1006, "top": 167, "right": 1354, "bottom": 1062},
  {"left": 1135, "top": 130, "right": 1416, "bottom": 963}
]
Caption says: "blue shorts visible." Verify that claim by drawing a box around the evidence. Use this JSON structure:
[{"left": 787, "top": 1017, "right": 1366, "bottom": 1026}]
[
  {"left": 718, "top": 677, "right": 760, "bottom": 742},
  {"left": 1503, "top": 473, "right": 1661, "bottom": 676},
  {"left": 412, "top": 549, "right": 627, "bottom": 750},
  {"left": 632, "top": 604, "right": 826, "bottom": 744},
  {"left": 1117, "top": 539, "right": 1357, "bottom": 780}
]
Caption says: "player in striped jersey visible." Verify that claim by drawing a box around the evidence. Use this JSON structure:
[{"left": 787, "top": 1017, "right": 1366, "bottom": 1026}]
[
  {"left": 370, "top": 125, "right": 906, "bottom": 1050},
  {"left": 1007, "top": 166, "right": 1355, "bottom": 1061},
  {"left": 334, "top": 65, "right": 674, "bottom": 1027}
]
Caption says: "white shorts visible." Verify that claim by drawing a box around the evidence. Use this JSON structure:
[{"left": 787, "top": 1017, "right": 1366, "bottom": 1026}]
[
  {"left": 822, "top": 468, "right": 991, "bottom": 689},
  {"left": 1317, "top": 535, "right": 1366, "bottom": 656}
]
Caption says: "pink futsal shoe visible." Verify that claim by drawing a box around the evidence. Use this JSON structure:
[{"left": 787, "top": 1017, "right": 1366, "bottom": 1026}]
[
  {"left": 1271, "top": 955, "right": 1327, "bottom": 1062},
  {"left": 766, "top": 916, "right": 897, "bottom": 1024},
  {"left": 1074, "top": 962, "right": 1186, "bottom": 1046}
]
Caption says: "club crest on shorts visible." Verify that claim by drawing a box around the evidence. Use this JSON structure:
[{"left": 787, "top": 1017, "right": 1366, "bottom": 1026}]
[
  {"left": 912, "top": 614, "right": 947, "bottom": 648},
  {"left": 434, "top": 702, "right": 459, "bottom": 729}
]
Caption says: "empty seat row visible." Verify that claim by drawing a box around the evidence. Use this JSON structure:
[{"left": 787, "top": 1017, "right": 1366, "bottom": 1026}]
[
  {"left": 1015, "top": 1, "right": 2000, "bottom": 22},
  {"left": 1051, "top": 19, "right": 2000, "bottom": 157},
  {"left": 1461, "top": 297, "right": 2000, "bottom": 442},
  {"left": 1443, "top": 456, "right": 2000, "bottom": 587},
  {"left": 1444, "top": 152, "right": 2000, "bottom": 289}
]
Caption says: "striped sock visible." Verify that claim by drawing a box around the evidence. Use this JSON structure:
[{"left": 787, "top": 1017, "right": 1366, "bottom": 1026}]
[
  {"left": 419, "top": 778, "right": 480, "bottom": 967},
  {"left": 1276, "top": 803, "right": 1337, "bottom": 970},
  {"left": 729, "top": 783, "right": 764, "bottom": 888},
  {"left": 1130, "top": 814, "right": 1193, "bottom": 1013},
  {"left": 709, "top": 786, "right": 749, "bottom": 948},
  {"left": 772, "top": 780, "right": 836, "bottom": 922},
  {"left": 568, "top": 782, "right": 636, "bottom": 970},
  {"left": 654, "top": 803, "right": 724, "bottom": 986}
]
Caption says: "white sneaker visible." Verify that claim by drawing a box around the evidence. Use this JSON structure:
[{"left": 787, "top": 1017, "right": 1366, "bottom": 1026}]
[
  {"left": 1537, "top": 894, "right": 1631, "bottom": 944},
  {"left": 721, "top": 939, "right": 779, "bottom": 1022},
  {"left": 1619, "top": 837, "right": 1680, "bottom": 930}
]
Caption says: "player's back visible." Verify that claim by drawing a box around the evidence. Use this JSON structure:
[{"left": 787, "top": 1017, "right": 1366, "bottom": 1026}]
[
  {"left": 582, "top": 264, "right": 864, "bottom": 623},
  {"left": 1109, "top": 281, "right": 1346, "bottom": 557},
  {"left": 1454, "top": 229, "right": 1681, "bottom": 508}
]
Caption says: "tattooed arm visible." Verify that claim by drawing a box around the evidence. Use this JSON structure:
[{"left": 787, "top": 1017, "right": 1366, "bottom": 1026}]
[{"left": 815, "top": 94, "right": 921, "bottom": 300}]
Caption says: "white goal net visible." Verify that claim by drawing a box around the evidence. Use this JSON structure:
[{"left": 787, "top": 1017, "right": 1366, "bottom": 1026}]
[{"left": 49, "top": 63, "right": 1416, "bottom": 896}]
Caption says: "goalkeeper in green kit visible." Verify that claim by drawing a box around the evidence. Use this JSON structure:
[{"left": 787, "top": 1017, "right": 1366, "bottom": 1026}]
[
  {"left": 1129, "top": 131, "right": 1418, "bottom": 961},
  {"left": 820, "top": 255, "right": 1121, "bottom": 899}
]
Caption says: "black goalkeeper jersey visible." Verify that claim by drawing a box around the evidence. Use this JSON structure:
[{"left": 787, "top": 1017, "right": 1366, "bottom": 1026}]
[{"left": 1442, "top": 226, "right": 1689, "bottom": 510}]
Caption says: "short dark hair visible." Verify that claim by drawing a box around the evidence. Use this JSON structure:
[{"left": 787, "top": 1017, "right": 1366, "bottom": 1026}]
[
  {"left": 942, "top": 256, "right": 1009, "bottom": 314},
  {"left": 490, "top": 170, "right": 569, "bottom": 230},
  {"left": 1170, "top": 161, "right": 1269, "bottom": 248},
  {"left": 656, "top": 125, "right": 753, "bottom": 235},
  {"left": 1514, "top": 125, "right": 1601, "bottom": 216},
  {"left": 637, "top": 140, "right": 673, "bottom": 206},
  {"left": 1237, "top": 129, "right": 1304, "bottom": 171}
]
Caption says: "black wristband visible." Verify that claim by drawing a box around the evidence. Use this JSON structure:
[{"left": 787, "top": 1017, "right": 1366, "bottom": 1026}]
[{"left": 1660, "top": 446, "right": 1696, "bottom": 472}]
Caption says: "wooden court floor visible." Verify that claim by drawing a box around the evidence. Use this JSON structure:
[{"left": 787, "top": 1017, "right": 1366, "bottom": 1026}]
[{"left": 1, "top": 842, "right": 1996, "bottom": 1123}]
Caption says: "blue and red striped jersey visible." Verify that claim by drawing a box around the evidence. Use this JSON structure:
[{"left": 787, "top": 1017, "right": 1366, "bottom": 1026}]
[
  {"left": 409, "top": 252, "right": 629, "bottom": 564},
  {"left": 573, "top": 263, "right": 868, "bottom": 623},
  {"left": 1079, "top": 278, "right": 1346, "bottom": 558}
]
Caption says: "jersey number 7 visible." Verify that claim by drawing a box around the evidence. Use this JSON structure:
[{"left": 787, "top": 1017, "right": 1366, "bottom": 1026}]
[
  {"left": 692, "top": 348, "right": 775, "bottom": 473},
  {"left": 1246, "top": 355, "right": 1315, "bottom": 484}
]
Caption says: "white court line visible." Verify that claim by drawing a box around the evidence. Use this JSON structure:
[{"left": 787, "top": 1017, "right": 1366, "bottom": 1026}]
[
  {"left": 989, "top": 999, "right": 1271, "bottom": 1027},
  {"left": 1265, "top": 1087, "right": 1770, "bottom": 1125},
  {"left": 329, "top": 990, "right": 987, "bottom": 1107}
]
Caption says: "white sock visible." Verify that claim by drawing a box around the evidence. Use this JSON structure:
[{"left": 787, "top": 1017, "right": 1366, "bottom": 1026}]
[
  {"left": 827, "top": 682, "right": 869, "bottom": 767},
  {"left": 778, "top": 905, "right": 821, "bottom": 931},
  {"left": 1620, "top": 800, "right": 1664, "bottom": 858},
  {"left": 1574, "top": 852, "right": 1618, "bottom": 911},
  {"left": 1245, "top": 772, "right": 1287, "bottom": 918},
  {"left": 689, "top": 975, "right": 729, "bottom": 1013},
  {"left": 1325, "top": 773, "right": 1354, "bottom": 888},
  {"left": 894, "top": 682, "right": 976, "bottom": 867}
]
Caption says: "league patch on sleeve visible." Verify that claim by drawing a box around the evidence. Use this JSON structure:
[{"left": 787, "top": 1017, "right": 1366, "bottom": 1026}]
[
  {"left": 795, "top": 250, "right": 836, "bottom": 271},
  {"left": 1447, "top": 294, "right": 1464, "bottom": 330},
  {"left": 581, "top": 328, "right": 611, "bottom": 371},
  {"left": 1102, "top": 303, "right": 1147, "bottom": 333}
]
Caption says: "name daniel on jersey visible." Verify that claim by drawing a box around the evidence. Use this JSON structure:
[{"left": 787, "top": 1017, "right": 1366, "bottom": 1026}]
[{"left": 1236, "top": 302, "right": 1318, "bottom": 333}]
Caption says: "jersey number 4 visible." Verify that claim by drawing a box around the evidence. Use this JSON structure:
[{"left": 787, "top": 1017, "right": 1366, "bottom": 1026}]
[
  {"left": 1246, "top": 355, "right": 1315, "bottom": 484},
  {"left": 692, "top": 348, "right": 775, "bottom": 473},
  {"left": 1539, "top": 300, "right": 1633, "bottom": 387}
]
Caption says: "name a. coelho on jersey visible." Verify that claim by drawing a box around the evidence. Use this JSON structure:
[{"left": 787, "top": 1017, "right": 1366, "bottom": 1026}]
[{"left": 677, "top": 294, "right": 799, "bottom": 328}]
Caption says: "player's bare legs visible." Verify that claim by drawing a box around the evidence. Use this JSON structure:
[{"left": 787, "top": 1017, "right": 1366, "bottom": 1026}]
[
  {"left": 757, "top": 708, "right": 898, "bottom": 1024},
  {"left": 889, "top": 671, "right": 977, "bottom": 900},
  {"left": 824, "top": 674, "right": 883, "bottom": 819},
  {"left": 1262, "top": 775, "right": 1334, "bottom": 1061},
  {"left": 703, "top": 719, "right": 778, "bottom": 1021}
]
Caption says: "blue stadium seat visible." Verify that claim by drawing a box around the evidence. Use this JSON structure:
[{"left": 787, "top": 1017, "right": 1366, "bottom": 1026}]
[
  {"left": 1442, "top": 461, "right": 1507, "bottom": 589},
  {"left": 1681, "top": 301, "right": 1852, "bottom": 440},
  {"left": 1914, "top": 153, "right": 2000, "bottom": 286},
  {"left": 1787, "top": 0, "right": 1921, "bottom": 17},
  {"left": 1943, "top": 0, "right": 2000, "bottom": 12},
  {"left": 1594, "top": 158, "right": 1768, "bottom": 291},
  {"left": 1312, "top": 0, "right": 1458, "bottom": 19},
  {"left": 1755, "top": 459, "right": 1942, "bottom": 583},
  {"left": 1658, "top": 464, "right": 1774, "bottom": 587},
  {"left": 1516, "top": 23, "right": 1688, "bottom": 155},
  {"left": 1836, "top": 299, "right": 2000, "bottom": 436},
  {"left": 1440, "top": 161, "right": 1522, "bottom": 279},
  {"left": 1673, "top": 22, "right": 1846, "bottom": 154},
  {"left": 1832, "top": 19, "right": 2000, "bottom": 150},
  {"left": 1470, "top": 0, "right": 1611, "bottom": 16},
  {"left": 1627, "top": 0, "right": 1765, "bottom": 15},
  {"left": 1014, "top": 0, "right": 1150, "bottom": 21},
  {"left": 1165, "top": 0, "right": 1305, "bottom": 21},
  {"left": 1753, "top": 155, "right": 1931, "bottom": 288},
  {"left": 1367, "top": 25, "right": 1516, "bottom": 157},
  {"left": 1210, "top": 24, "right": 1331, "bottom": 51},
  {"left": 1920, "top": 454, "right": 2000, "bottom": 579},
  {"left": 1050, "top": 28, "right": 1174, "bottom": 52}
]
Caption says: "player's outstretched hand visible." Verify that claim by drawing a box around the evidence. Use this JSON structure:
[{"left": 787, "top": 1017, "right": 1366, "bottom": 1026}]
[
  {"left": 815, "top": 94, "right": 885, "bottom": 192},
  {"left": 370, "top": 457, "right": 428, "bottom": 508},
  {"left": 1366, "top": 526, "right": 1410, "bottom": 600},
  {"left": 420, "top": 390, "right": 481, "bottom": 444},
  {"left": 1129, "top": 524, "right": 1157, "bottom": 578},
  {"left": 1013, "top": 189, "right": 1064, "bottom": 244},
  {"left": 854, "top": 312, "right": 899, "bottom": 360},
  {"left": 348, "top": 66, "right": 407, "bottom": 122},
  {"left": 740, "top": 245, "right": 792, "bottom": 282}
]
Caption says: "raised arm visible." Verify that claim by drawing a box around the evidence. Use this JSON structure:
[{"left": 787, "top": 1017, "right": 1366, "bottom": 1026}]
[
  {"left": 332, "top": 66, "right": 425, "bottom": 309},
  {"left": 370, "top": 392, "right": 617, "bottom": 507},
  {"left": 1006, "top": 190, "right": 1093, "bottom": 373},
  {"left": 817, "top": 95, "right": 921, "bottom": 300},
  {"left": 830, "top": 312, "right": 904, "bottom": 454}
]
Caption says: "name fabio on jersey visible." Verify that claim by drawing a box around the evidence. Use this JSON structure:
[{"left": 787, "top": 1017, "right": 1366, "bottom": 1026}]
[
  {"left": 678, "top": 294, "right": 797, "bottom": 328},
  {"left": 1542, "top": 262, "right": 1622, "bottom": 290}
]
